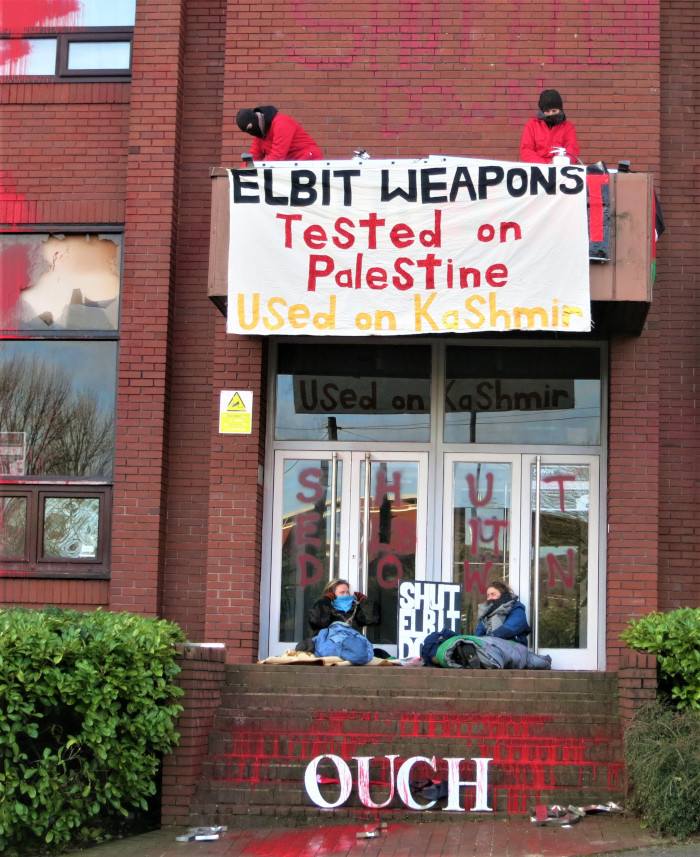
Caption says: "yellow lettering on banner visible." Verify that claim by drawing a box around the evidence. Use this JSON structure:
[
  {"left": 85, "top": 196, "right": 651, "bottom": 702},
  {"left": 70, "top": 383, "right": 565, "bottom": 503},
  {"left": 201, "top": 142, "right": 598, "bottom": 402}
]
[
  {"left": 562, "top": 305, "right": 583, "bottom": 326},
  {"left": 315, "top": 296, "right": 336, "bottom": 329},
  {"left": 513, "top": 305, "right": 548, "bottom": 329},
  {"left": 464, "top": 295, "right": 486, "bottom": 329},
  {"left": 264, "top": 298, "right": 286, "bottom": 331},
  {"left": 236, "top": 294, "right": 337, "bottom": 332},
  {"left": 442, "top": 309, "right": 459, "bottom": 330},
  {"left": 237, "top": 292, "right": 259, "bottom": 330},
  {"left": 414, "top": 294, "right": 439, "bottom": 332},
  {"left": 489, "top": 292, "right": 511, "bottom": 329}
]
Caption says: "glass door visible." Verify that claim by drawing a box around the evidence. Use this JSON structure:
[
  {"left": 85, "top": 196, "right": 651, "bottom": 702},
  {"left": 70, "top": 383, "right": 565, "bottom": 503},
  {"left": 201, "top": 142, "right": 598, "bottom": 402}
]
[
  {"left": 443, "top": 453, "right": 599, "bottom": 669},
  {"left": 443, "top": 454, "right": 521, "bottom": 639},
  {"left": 521, "top": 455, "right": 600, "bottom": 670},
  {"left": 267, "top": 450, "right": 427, "bottom": 656}
]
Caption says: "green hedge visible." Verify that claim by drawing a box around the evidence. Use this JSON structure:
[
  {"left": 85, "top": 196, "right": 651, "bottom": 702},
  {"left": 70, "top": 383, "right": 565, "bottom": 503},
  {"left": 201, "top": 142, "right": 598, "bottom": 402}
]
[
  {"left": 621, "top": 606, "right": 700, "bottom": 710},
  {"left": 625, "top": 703, "right": 700, "bottom": 840},
  {"left": 0, "top": 607, "right": 185, "bottom": 854}
]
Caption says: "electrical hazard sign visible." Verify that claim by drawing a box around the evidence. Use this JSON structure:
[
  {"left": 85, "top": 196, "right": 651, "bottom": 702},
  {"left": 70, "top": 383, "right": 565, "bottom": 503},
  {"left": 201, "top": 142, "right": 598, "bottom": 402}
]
[{"left": 219, "top": 390, "right": 253, "bottom": 434}]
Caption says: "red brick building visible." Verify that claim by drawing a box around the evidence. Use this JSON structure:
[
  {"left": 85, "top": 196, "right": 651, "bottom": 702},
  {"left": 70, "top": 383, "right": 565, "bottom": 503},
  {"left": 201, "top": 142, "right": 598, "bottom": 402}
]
[{"left": 1, "top": 2, "right": 698, "bottom": 812}]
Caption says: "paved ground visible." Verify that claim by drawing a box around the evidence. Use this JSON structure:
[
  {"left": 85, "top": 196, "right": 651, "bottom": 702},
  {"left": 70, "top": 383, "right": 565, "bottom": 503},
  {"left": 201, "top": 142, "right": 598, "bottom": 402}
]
[{"left": 55, "top": 816, "right": 700, "bottom": 857}]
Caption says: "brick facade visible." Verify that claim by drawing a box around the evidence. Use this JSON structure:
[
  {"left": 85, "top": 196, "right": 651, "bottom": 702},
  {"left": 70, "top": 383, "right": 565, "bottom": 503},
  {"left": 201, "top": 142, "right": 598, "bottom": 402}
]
[{"left": 1, "top": 0, "right": 698, "bottom": 663}]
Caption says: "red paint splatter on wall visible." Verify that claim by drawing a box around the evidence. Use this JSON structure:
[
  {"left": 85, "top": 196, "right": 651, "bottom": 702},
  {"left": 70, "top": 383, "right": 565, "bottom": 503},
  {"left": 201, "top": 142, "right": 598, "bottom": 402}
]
[
  {"left": 211, "top": 709, "right": 623, "bottom": 814},
  {"left": 0, "top": 242, "right": 31, "bottom": 330},
  {"left": 0, "top": 0, "right": 81, "bottom": 30},
  {"left": 0, "top": 172, "right": 38, "bottom": 232},
  {"left": 0, "top": 1, "right": 81, "bottom": 69}
]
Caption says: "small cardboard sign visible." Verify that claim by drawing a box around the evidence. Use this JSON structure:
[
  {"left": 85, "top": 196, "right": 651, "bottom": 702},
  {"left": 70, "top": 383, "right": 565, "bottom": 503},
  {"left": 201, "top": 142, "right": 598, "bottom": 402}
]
[{"left": 397, "top": 581, "right": 462, "bottom": 659}]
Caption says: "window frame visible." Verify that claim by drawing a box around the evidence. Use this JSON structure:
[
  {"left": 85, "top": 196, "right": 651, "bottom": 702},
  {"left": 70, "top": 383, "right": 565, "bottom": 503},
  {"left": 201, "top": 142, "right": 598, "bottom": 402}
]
[
  {"left": 1, "top": 28, "right": 133, "bottom": 81},
  {"left": 0, "top": 227, "right": 121, "bottom": 579},
  {"left": 0, "top": 485, "right": 112, "bottom": 578}
]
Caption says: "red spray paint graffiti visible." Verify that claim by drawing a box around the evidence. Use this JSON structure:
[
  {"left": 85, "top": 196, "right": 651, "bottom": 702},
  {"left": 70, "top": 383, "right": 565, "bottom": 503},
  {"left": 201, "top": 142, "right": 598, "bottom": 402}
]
[
  {"left": 212, "top": 709, "right": 623, "bottom": 814},
  {"left": 0, "top": 1, "right": 81, "bottom": 70}
]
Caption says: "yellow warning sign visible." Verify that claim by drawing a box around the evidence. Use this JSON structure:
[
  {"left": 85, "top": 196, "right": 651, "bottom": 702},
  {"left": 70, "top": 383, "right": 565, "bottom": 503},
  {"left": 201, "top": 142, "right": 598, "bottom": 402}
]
[
  {"left": 225, "top": 392, "right": 246, "bottom": 411},
  {"left": 219, "top": 390, "right": 253, "bottom": 434}
]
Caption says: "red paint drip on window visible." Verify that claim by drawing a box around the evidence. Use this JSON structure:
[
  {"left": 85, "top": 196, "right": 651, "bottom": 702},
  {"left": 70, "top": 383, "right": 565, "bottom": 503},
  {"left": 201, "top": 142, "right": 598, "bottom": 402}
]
[
  {"left": 0, "top": 0, "right": 82, "bottom": 31},
  {"left": 0, "top": 242, "right": 31, "bottom": 330}
]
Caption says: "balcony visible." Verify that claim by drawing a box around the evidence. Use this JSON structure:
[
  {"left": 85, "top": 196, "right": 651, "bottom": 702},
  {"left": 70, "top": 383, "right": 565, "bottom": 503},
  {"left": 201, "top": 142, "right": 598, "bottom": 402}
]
[{"left": 208, "top": 165, "right": 655, "bottom": 336}]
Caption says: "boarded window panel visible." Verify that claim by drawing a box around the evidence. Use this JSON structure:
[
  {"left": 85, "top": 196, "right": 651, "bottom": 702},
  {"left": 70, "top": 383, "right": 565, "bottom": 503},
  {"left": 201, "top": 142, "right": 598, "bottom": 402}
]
[{"left": 0, "top": 233, "right": 121, "bottom": 332}]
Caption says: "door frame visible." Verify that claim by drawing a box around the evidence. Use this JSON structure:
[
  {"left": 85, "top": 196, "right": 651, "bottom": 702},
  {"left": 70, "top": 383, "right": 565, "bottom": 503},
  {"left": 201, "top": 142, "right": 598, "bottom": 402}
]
[{"left": 264, "top": 449, "right": 429, "bottom": 657}]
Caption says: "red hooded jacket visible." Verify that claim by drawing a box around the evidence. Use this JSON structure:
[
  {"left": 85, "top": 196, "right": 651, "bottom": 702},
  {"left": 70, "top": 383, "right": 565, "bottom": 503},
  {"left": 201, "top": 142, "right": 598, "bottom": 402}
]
[
  {"left": 249, "top": 111, "right": 323, "bottom": 162},
  {"left": 519, "top": 116, "right": 579, "bottom": 164}
]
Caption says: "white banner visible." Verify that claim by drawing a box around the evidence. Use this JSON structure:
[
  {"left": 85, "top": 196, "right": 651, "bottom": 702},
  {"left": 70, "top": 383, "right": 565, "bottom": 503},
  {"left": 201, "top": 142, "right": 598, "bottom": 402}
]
[{"left": 227, "top": 158, "right": 591, "bottom": 337}]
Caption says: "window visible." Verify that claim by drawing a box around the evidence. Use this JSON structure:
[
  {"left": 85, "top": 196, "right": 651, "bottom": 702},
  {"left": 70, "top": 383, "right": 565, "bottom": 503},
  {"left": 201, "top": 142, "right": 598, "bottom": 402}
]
[
  {"left": 0, "top": 232, "right": 120, "bottom": 578},
  {"left": 0, "top": 0, "right": 135, "bottom": 80}
]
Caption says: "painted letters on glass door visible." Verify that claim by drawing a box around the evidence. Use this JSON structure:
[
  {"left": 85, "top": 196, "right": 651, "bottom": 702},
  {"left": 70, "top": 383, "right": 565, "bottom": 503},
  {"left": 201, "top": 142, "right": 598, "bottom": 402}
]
[{"left": 268, "top": 451, "right": 426, "bottom": 655}]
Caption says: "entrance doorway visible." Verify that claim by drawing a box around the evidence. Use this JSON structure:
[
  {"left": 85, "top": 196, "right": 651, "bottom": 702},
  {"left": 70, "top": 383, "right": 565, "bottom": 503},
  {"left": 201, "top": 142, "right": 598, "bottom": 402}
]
[{"left": 262, "top": 340, "right": 605, "bottom": 668}]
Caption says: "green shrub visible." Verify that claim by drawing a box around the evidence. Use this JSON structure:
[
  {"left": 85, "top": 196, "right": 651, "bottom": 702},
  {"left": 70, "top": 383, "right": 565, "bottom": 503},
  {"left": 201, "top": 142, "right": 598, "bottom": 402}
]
[
  {"left": 0, "top": 607, "right": 185, "bottom": 854},
  {"left": 625, "top": 703, "right": 700, "bottom": 840},
  {"left": 621, "top": 606, "right": 700, "bottom": 710}
]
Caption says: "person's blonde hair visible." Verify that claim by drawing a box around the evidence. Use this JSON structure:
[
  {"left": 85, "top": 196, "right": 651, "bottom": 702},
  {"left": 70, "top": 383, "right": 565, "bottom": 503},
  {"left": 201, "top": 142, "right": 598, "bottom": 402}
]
[{"left": 322, "top": 578, "right": 350, "bottom": 598}]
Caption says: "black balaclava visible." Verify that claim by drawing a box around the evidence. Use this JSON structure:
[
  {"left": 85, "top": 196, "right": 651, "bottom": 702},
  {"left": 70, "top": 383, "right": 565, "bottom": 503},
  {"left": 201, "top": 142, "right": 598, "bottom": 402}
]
[
  {"left": 236, "top": 108, "right": 264, "bottom": 138},
  {"left": 237, "top": 105, "right": 279, "bottom": 138},
  {"left": 537, "top": 89, "right": 566, "bottom": 126}
]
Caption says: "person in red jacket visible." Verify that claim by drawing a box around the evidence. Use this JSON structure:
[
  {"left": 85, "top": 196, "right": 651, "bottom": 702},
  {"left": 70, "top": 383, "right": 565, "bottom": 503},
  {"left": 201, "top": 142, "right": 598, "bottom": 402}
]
[
  {"left": 519, "top": 89, "right": 580, "bottom": 164},
  {"left": 236, "top": 105, "right": 323, "bottom": 163}
]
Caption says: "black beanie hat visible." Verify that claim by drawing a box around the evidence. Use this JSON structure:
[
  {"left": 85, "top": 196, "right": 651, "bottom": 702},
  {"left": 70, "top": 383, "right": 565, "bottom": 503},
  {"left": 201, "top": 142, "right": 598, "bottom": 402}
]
[
  {"left": 236, "top": 108, "right": 256, "bottom": 132},
  {"left": 538, "top": 89, "right": 564, "bottom": 111}
]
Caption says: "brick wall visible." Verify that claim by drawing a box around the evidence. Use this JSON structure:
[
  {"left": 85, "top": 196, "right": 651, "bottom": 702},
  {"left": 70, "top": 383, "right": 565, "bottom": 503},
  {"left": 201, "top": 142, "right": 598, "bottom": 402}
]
[
  {"left": 657, "top": 1, "right": 700, "bottom": 610},
  {"left": 160, "top": 0, "right": 225, "bottom": 640},
  {"left": 161, "top": 644, "right": 227, "bottom": 826},
  {"left": 108, "top": 0, "right": 188, "bottom": 617},
  {"left": 5, "top": 0, "right": 698, "bottom": 666},
  {"left": 219, "top": 2, "right": 660, "bottom": 168}
]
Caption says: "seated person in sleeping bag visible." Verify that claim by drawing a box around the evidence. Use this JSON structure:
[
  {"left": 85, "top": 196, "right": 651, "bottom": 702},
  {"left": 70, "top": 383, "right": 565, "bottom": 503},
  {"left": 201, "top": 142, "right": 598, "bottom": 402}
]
[
  {"left": 474, "top": 579, "right": 531, "bottom": 645},
  {"left": 295, "top": 578, "right": 388, "bottom": 659}
]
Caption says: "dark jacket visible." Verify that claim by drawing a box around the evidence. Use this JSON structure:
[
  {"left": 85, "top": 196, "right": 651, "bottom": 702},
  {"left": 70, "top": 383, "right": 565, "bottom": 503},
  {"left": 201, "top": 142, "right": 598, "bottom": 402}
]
[
  {"left": 248, "top": 105, "right": 323, "bottom": 162},
  {"left": 307, "top": 596, "right": 379, "bottom": 634},
  {"left": 474, "top": 596, "right": 531, "bottom": 646}
]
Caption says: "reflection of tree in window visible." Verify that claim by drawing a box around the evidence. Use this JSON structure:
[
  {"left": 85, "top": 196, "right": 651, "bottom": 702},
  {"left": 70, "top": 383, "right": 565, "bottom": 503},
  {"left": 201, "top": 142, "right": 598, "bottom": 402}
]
[{"left": 0, "top": 354, "right": 113, "bottom": 478}]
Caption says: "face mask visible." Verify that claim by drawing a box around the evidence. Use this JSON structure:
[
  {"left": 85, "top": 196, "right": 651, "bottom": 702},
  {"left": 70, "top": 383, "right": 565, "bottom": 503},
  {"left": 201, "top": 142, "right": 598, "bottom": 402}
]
[
  {"left": 332, "top": 595, "right": 355, "bottom": 612},
  {"left": 541, "top": 111, "right": 565, "bottom": 127}
]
